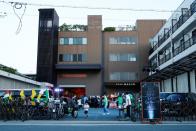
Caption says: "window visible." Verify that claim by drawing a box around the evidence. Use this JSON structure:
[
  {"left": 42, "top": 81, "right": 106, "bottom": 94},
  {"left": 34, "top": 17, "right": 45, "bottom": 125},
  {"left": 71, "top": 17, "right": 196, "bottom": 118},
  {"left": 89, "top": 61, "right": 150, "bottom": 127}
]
[
  {"left": 129, "top": 72, "right": 138, "bottom": 80},
  {"left": 109, "top": 53, "right": 136, "bottom": 61},
  {"left": 128, "top": 54, "right": 136, "bottom": 61},
  {"left": 109, "top": 54, "right": 119, "bottom": 61},
  {"left": 73, "top": 38, "right": 83, "bottom": 45},
  {"left": 59, "top": 54, "right": 63, "bottom": 62},
  {"left": 60, "top": 53, "right": 87, "bottom": 62},
  {"left": 110, "top": 72, "right": 137, "bottom": 80},
  {"left": 63, "top": 54, "right": 72, "bottom": 62},
  {"left": 83, "top": 38, "right": 87, "bottom": 44},
  {"left": 64, "top": 38, "right": 69, "bottom": 45},
  {"left": 78, "top": 54, "right": 82, "bottom": 62},
  {"left": 59, "top": 38, "right": 64, "bottom": 45},
  {"left": 73, "top": 54, "right": 77, "bottom": 62},
  {"left": 47, "top": 20, "right": 52, "bottom": 28},
  {"left": 59, "top": 37, "right": 87, "bottom": 45},
  {"left": 109, "top": 36, "right": 137, "bottom": 44},
  {"left": 82, "top": 54, "right": 87, "bottom": 61},
  {"left": 39, "top": 20, "right": 52, "bottom": 28},
  {"left": 110, "top": 72, "right": 120, "bottom": 80},
  {"left": 120, "top": 54, "right": 128, "bottom": 61}
]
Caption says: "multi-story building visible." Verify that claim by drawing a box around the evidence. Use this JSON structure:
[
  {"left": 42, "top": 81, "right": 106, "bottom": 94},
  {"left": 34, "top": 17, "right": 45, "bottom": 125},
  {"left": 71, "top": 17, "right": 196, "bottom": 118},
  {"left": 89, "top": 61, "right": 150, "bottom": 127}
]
[
  {"left": 148, "top": 0, "right": 196, "bottom": 93},
  {"left": 37, "top": 9, "right": 165, "bottom": 96}
]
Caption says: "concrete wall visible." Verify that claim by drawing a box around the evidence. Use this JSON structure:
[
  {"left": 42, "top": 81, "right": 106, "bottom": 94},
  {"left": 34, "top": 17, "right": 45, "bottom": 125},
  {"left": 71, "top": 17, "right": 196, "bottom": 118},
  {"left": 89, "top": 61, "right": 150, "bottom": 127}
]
[
  {"left": 177, "top": 73, "right": 189, "bottom": 93},
  {"left": 160, "top": 70, "right": 196, "bottom": 93},
  {"left": 164, "top": 78, "right": 172, "bottom": 92},
  {"left": 190, "top": 70, "right": 196, "bottom": 93}
]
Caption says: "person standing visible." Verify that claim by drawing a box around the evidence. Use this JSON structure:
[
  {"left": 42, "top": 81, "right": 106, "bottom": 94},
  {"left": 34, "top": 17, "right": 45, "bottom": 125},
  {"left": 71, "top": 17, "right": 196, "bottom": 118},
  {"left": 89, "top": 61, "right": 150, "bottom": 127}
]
[
  {"left": 125, "top": 92, "right": 131, "bottom": 118},
  {"left": 83, "top": 102, "right": 90, "bottom": 118},
  {"left": 103, "top": 94, "right": 110, "bottom": 115},
  {"left": 117, "top": 93, "right": 123, "bottom": 118}
]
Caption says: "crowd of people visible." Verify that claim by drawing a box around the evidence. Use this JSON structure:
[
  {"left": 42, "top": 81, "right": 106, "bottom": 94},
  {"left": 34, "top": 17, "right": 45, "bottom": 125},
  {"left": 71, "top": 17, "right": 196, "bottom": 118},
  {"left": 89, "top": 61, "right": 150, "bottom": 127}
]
[{"left": 76, "top": 92, "right": 142, "bottom": 120}]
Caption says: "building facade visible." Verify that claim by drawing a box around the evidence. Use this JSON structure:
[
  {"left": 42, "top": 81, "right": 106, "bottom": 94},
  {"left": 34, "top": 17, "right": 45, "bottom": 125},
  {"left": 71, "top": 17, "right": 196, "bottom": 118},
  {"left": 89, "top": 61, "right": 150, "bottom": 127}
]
[
  {"left": 36, "top": 9, "right": 59, "bottom": 84},
  {"left": 148, "top": 0, "right": 196, "bottom": 93},
  {"left": 37, "top": 9, "right": 165, "bottom": 96}
]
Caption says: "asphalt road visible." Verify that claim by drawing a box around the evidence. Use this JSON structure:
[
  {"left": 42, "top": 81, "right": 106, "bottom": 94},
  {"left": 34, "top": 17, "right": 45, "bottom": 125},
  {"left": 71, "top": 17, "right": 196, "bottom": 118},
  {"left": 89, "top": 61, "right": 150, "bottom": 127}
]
[{"left": 0, "top": 121, "right": 196, "bottom": 131}]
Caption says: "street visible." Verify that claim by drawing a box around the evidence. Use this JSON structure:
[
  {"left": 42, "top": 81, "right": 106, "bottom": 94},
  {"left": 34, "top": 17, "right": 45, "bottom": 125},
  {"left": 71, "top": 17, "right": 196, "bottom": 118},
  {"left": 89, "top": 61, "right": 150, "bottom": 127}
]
[{"left": 0, "top": 121, "right": 196, "bottom": 131}]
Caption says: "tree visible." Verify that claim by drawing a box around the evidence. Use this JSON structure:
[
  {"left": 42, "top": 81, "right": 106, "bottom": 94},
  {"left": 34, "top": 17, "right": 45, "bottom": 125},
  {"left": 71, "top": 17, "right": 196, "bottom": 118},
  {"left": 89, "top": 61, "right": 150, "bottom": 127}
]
[
  {"left": 103, "top": 27, "right": 115, "bottom": 32},
  {"left": 59, "top": 23, "right": 87, "bottom": 31}
]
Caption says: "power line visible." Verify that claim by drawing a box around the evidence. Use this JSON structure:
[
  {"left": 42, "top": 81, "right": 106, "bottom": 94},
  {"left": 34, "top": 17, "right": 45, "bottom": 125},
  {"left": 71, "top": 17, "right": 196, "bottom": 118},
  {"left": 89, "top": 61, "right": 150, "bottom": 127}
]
[
  {"left": 5, "top": 12, "right": 136, "bottom": 22},
  {"left": 11, "top": 2, "right": 27, "bottom": 34},
  {"left": 0, "top": 0, "right": 180, "bottom": 13}
]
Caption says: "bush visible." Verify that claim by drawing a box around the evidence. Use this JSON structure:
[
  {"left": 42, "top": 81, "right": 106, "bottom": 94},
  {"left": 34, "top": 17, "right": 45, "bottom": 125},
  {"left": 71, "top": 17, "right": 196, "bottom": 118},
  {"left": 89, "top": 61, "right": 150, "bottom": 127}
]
[{"left": 104, "top": 27, "right": 115, "bottom": 32}]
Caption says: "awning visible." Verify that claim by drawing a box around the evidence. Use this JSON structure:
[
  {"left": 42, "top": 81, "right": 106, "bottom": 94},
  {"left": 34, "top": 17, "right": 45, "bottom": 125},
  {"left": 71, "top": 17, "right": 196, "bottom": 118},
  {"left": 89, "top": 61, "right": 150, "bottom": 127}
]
[
  {"left": 146, "top": 51, "right": 196, "bottom": 81},
  {"left": 56, "top": 64, "right": 102, "bottom": 70}
]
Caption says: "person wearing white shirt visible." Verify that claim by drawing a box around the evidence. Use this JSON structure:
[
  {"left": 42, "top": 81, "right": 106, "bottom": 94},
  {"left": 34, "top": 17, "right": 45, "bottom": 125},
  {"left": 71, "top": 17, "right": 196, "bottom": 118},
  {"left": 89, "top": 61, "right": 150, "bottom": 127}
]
[{"left": 125, "top": 92, "right": 132, "bottom": 118}]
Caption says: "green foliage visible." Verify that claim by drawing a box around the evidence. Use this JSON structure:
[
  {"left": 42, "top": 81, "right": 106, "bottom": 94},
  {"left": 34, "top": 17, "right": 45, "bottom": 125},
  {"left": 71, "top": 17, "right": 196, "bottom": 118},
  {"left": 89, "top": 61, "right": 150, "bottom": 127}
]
[
  {"left": 59, "top": 23, "right": 87, "bottom": 31},
  {"left": 103, "top": 27, "right": 115, "bottom": 32},
  {"left": 0, "top": 64, "right": 17, "bottom": 74}
]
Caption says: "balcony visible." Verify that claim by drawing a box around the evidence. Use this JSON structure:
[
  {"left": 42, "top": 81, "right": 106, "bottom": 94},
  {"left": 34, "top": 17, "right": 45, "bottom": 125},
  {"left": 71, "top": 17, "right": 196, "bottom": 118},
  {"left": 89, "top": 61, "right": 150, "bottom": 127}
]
[
  {"left": 149, "top": 1, "right": 196, "bottom": 55},
  {"left": 159, "top": 53, "right": 171, "bottom": 65},
  {"left": 174, "top": 37, "right": 196, "bottom": 56}
]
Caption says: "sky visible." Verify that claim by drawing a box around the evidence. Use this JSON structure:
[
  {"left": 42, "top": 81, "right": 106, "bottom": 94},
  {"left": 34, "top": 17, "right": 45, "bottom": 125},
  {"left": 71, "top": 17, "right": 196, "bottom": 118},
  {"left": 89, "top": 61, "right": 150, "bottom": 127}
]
[{"left": 0, "top": 0, "right": 184, "bottom": 74}]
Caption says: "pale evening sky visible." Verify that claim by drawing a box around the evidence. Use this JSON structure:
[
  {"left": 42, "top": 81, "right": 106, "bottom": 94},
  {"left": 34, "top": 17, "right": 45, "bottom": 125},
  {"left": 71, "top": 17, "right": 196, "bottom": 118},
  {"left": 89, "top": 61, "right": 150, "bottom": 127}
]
[{"left": 0, "top": 0, "right": 183, "bottom": 74}]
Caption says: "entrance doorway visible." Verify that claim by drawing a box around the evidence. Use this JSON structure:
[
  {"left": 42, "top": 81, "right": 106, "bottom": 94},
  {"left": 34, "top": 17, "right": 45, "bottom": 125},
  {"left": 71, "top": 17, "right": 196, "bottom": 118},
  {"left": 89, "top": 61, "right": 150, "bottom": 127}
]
[
  {"left": 57, "top": 85, "right": 86, "bottom": 98},
  {"left": 62, "top": 88, "right": 85, "bottom": 98}
]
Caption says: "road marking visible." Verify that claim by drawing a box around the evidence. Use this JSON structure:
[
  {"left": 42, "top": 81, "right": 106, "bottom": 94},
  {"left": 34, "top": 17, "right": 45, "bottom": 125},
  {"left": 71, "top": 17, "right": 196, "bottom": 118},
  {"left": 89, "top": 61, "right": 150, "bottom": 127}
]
[{"left": 0, "top": 123, "right": 196, "bottom": 126}]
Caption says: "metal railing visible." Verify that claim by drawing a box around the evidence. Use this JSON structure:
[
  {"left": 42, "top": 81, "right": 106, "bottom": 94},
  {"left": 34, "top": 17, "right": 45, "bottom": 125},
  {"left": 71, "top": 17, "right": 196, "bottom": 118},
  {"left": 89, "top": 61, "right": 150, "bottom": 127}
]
[
  {"left": 149, "top": 0, "right": 196, "bottom": 55},
  {"left": 173, "top": 37, "right": 195, "bottom": 56},
  {"left": 159, "top": 53, "right": 171, "bottom": 65}
]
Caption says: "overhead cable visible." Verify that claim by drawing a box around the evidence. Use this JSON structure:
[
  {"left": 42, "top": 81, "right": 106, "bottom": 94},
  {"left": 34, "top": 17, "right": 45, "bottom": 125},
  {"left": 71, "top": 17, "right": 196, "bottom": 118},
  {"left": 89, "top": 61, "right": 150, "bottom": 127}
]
[{"left": 0, "top": 0, "right": 180, "bottom": 13}]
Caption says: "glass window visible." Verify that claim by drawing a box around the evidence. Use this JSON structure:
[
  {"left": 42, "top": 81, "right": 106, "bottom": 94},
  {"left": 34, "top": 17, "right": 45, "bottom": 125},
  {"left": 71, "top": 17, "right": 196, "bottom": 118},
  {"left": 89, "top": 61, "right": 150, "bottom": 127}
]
[
  {"left": 120, "top": 54, "right": 128, "bottom": 61},
  {"left": 110, "top": 53, "right": 136, "bottom": 61},
  {"left": 74, "top": 38, "right": 83, "bottom": 45},
  {"left": 109, "top": 37, "right": 118, "bottom": 44},
  {"left": 63, "top": 54, "right": 72, "bottom": 62},
  {"left": 128, "top": 54, "right": 136, "bottom": 61},
  {"left": 59, "top": 54, "right": 63, "bottom": 62},
  {"left": 121, "top": 72, "right": 129, "bottom": 80},
  {"left": 83, "top": 38, "right": 87, "bottom": 44},
  {"left": 109, "top": 36, "right": 136, "bottom": 44},
  {"left": 73, "top": 54, "right": 77, "bottom": 62},
  {"left": 128, "top": 72, "right": 137, "bottom": 80},
  {"left": 78, "top": 54, "right": 82, "bottom": 62},
  {"left": 110, "top": 72, "right": 120, "bottom": 80},
  {"left": 47, "top": 20, "right": 52, "bottom": 28},
  {"left": 109, "top": 54, "right": 118, "bottom": 61},
  {"left": 64, "top": 38, "right": 69, "bottom": 45},
  {"left": 69, "top": 38, "right": 73, "bottom": 45},
  {"left": 82, "top": 54, "right": 87, "bottom": 61},
  {"left": 59, "top": 38, "right": 64, "bottom": 45},
  {"left": 110, "top": 72, "right": 137, "bottom": 80},
  {"left": 119, "top": 37, "right": 129, "bottom": 44}
]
